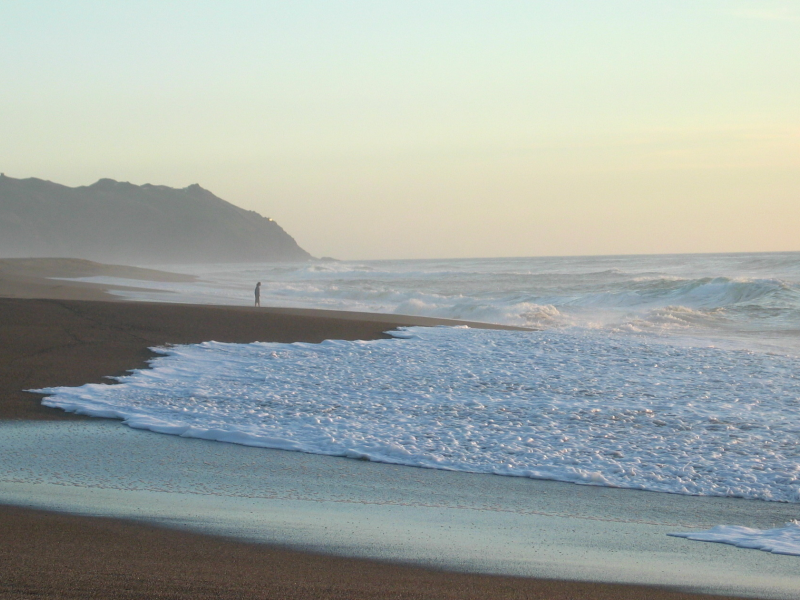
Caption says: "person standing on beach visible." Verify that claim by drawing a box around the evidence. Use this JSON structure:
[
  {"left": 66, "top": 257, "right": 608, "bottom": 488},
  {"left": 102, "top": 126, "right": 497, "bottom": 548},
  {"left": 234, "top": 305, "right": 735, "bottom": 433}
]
[{"left": 254, "top": 281, "right": 261, "bottom": 307}]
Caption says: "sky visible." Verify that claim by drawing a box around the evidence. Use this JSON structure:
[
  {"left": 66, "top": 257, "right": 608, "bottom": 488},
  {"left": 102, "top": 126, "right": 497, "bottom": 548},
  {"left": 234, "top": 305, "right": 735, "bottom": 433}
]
[{"left": 1, "top": 1, "right": 798, "bottom": 260}]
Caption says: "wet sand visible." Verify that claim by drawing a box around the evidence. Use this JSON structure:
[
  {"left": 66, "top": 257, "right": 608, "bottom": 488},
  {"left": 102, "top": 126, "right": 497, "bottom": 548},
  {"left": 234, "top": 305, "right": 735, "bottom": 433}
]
[
  {"left": 0, "top": 261, "right": 765, "bottom": 599},
  {"left": 0, "top": 257, "right": 195, "bottom": 302},
  {"left": 1, "top": 503, "right": 740, "bottom": 600}
]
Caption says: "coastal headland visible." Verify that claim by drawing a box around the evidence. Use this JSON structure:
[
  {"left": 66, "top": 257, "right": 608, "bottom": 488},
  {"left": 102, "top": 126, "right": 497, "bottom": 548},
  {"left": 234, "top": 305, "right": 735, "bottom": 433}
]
[{"left": 0, "top": 260, "right": 771, "bottom": 599}]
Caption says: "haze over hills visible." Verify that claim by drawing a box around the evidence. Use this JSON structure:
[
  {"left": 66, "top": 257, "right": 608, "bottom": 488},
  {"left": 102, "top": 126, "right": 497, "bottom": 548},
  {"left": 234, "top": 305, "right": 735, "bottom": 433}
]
[{"left": 0, "top": 174, "right": 312, "bottom": 265}]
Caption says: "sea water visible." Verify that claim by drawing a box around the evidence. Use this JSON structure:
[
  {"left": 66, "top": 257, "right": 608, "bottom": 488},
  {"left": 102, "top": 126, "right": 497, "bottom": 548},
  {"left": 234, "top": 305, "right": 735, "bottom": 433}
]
[
  {"left": 72, "top": 252, "right": 800, "bottom": 354},
  {"left": 40, "top": 327, "right": 800, "bottom": 503},
  {"left": 39, "top": 252, "right": 800, "bottom": 555}
]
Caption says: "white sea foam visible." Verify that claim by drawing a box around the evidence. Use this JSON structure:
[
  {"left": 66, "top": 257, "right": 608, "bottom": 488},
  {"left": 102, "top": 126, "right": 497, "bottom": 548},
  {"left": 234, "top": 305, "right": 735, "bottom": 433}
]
[
  {"left": 37, "top": 326, "right": 800, "bottom": 503},
  {"left": 670, "top": 522, "right": 800, "bottom": 556}
]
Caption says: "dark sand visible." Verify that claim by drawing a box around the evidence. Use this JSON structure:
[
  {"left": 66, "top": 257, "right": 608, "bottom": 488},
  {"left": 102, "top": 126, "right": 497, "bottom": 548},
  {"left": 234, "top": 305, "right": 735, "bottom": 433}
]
[{"left": 0, "top": 262, "right": 755, "bottom": 599}]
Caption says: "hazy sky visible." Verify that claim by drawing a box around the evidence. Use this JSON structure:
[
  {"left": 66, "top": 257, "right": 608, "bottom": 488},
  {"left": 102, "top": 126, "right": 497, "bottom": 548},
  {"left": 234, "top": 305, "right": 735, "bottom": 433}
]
[{"left": 1, "top": 1, "right": 798, "bottom": 260}]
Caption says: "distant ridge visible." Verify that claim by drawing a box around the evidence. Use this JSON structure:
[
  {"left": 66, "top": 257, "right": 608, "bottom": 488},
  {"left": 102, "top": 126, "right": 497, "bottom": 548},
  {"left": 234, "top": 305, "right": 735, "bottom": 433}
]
[{"left": 0, "top": 174, "right": 312, "bottom": 264}]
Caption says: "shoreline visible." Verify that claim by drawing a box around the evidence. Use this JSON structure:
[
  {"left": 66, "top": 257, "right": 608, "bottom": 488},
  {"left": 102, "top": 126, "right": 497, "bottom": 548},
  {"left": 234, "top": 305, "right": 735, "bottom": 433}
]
[
  {"left": 0, "top": 265, "right": 776, "bottom": 599},
  {"left": 0, "top": 297, "right": 521, "bottom": 422},
  {"left": 0, "top": 502, "right": 741, "bottom": 600},
  {"left": 5, "top": 417, "right": 800, "bottom": 599}
]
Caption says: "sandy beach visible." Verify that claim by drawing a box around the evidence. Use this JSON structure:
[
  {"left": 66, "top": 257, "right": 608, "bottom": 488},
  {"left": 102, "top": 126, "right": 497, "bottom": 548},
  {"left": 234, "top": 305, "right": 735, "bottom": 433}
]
[
  {"left": 0, "top": 260, "right": 778, "bottom": 599},
  {"left": 1, "top": 502, "right": 743, "bottom": 600}
]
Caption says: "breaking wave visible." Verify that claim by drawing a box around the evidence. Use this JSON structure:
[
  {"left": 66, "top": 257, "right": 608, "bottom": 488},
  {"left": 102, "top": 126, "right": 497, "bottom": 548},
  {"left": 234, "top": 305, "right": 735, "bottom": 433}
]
[{"left": 88, "top": 252, "right": 800, "bottom": 353}]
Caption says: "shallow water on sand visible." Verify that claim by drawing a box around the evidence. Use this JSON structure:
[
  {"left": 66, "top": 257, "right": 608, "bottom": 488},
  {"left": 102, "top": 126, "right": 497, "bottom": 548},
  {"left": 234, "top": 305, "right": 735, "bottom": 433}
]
[{"left": 2, "top": 420, "right": 800, "bottom": 599}]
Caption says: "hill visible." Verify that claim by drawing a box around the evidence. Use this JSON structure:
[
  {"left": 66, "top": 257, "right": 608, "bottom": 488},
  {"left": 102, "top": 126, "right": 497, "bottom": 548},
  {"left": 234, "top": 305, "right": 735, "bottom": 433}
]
[{"left": 0, "top": 174, "right": 312, "bottom": 264}]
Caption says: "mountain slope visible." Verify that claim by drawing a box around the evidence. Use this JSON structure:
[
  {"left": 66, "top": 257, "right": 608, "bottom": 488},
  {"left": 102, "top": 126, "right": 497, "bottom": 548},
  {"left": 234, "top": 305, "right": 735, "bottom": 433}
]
[{"left": 0, "top": 174, "right": 312, "bottom": 264}]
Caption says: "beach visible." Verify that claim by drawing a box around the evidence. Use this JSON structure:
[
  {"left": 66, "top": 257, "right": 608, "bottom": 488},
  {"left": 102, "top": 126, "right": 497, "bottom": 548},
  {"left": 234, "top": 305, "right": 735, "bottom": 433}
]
[
  {"left": 5, "top": 0, "right": 798, "bottom": 595},
  {"left": 0, "top": 505, "right": 738, "bottom": 600},
  {"left": 0, "top": 260, "right": 793, "bottom": 599}
]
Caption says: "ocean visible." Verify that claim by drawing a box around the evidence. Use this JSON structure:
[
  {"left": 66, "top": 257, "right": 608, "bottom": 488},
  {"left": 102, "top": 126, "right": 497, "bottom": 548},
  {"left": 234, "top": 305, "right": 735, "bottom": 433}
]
[
  {"left": 40, "top": 252, "right": 800, "bottom": 554},
  {"left": 70, "top": 251, "right": 800, "bottom": 354}
]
